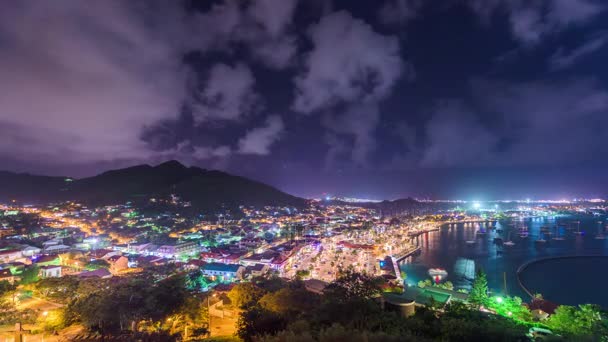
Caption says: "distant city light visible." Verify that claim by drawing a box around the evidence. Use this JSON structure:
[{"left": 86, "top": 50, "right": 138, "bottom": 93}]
[{"left": 472, "top": 202, "right": 481, "bottom": 209}]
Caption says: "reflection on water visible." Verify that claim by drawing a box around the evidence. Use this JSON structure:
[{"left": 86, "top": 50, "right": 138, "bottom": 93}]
[{"left": 400, "top": 216, "right": 608, "bottom": 300}]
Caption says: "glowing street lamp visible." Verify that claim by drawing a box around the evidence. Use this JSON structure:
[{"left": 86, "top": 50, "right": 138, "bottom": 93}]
[{"left": 495, "top": 296, "right": 503, "bottom": 304}]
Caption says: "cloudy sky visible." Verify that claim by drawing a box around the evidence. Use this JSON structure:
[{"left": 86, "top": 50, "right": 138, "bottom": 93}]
[{"left": 1, "top": 0, "right": 607, "bottom": 200}]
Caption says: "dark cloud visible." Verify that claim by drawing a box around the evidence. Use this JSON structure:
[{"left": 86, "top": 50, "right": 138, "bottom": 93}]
[
  {"left": 322, "top": 104, "right": 380, "bottom": 167},
  {"left": 396, "top": 78, "right": 608, "bottom": 168},
  {"left": 293, "top": 10, "right": 409, "bottom": 113},
  {"left": 0, "top": 1, "right": 192, "bottom": 164},
  {"left": 549, "top": 31, "right": 608, "bottom": 70},
  {"left": 1, "top": 0, "right": 607, "bottom": 198},
  {"left": 377, "top": 0, "right": 423, "bottom": 26},
  {"left": 419, "top": 100, "right": 498, "bottom": 166},
  {"left": 471, "top": 78, "right": 608, "bottom": 164},
  {"left": 191, "top": 0, "right": 299, "bottom": 70},
  {"left": 468, "top": 0, "right": 605, "bottom": 44},
  {"left": 238, "top": 115, "right": 285, "bottom": 155},
  {"left": 190, "top": 63, "right": 260, "bottom": 123}
]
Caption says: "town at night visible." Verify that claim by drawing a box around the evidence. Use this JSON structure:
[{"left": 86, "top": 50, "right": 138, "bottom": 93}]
[{"left": 1, "top": 0, "right": 608, "bottom": 341}]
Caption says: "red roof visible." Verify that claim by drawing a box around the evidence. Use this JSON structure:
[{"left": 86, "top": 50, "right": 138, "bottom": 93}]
[
  {"left": 90, "top": 249, "right": 114, "bottom": 258},
  {"left": 187, "top": 259, "right": 206, "bottom": 267},
  {"left": 35, "top": 255, "right": 59, "bottom": 264}
]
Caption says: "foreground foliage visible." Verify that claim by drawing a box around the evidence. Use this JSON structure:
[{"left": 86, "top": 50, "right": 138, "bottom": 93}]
[{"left": 233, "top": 269, "right": 531, "bottom": 341}]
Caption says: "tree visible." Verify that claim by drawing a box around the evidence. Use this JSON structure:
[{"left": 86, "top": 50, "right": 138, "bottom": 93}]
[
  {"left": 488, "top": 296, "right": 532, "bottom": 322},
  {"left": 37, "top": 309, "right": 68, "bottom": 332},
  {"left": 469, "top": 269, "right": 489, "bottom": 306},
  {"left": 323, "top": 269, "right": 382, "bottom": 303},
  {"left": 34, "top": 276, "right": 80, "bottom": 302},
  {"left": 259, "top": 287, "right": 318, "bottom": 316},
  {"left": 85, "top": 259, "right": 109, "bottom": 270},
  {"left": 547, "top": 304, "right": 606, "bottom": 338},
  {"left": 237, "top": 306, "right": 286, "bottom": 341},
  {"left": 437, "top": 281, "right": 454, "bottom": 291},
  {"left": 20, "top": 265, "right": 39, "bottom": 284},
  {"left": 0, "top": 280, "right": 16, "bottom": 296},
  {"left": 295, "top": 270, "right": 310, "bottom": 280},
  {"left": 185, "top": 271, "right": 209, "bottom": 291},
  {"left": 417, "top": 279, "right": 432, "bottom": 288},
  {"left": 228, "top": 283, "right": 265, "bottom": 309}
]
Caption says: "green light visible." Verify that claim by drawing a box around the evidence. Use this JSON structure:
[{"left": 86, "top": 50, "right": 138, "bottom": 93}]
[{"left": 495, "top": 296, "right": 503, "bottom": 303}]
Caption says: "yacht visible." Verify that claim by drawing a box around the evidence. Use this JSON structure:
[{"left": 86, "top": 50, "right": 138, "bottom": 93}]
[
  {"left": 552, "top": 226, "right": 565, "bottom": 241},
  {"left": 595, "top": 225, "right": 605, "bottom": 240},
  {"left": 504, "top": 232, "right": 515, "bottom": 246},
  {"left": 573, "top": 221, "right": 584, "bottom": 236},
  {"left": 428, "top": 268, "right": 448, "bottom": 278}
]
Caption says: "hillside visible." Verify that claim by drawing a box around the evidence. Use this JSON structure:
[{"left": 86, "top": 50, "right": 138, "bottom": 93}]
[{"left": 0, "top": 161, "right": 306, "bottom": 210}]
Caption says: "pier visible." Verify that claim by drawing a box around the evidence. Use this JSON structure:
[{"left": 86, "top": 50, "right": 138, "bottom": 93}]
[{"left": 392, "top": 245, "right": 421, "bottom": 262}]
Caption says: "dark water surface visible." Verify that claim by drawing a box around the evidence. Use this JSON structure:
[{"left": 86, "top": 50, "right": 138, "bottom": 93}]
[
  {"left": 518, "top": 256, "right": 608, "bottom": 308},
  {"left": 400, "top": 216, "right": 608, "bottom": 306}
]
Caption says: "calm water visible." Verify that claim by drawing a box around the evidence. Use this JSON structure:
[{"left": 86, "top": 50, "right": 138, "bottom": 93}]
[
  {"left": 518, "top": 256, "right": 608, "bottom": 308},
  {"left": 400, "top": 216, "right": 608, "bottom": 305}
]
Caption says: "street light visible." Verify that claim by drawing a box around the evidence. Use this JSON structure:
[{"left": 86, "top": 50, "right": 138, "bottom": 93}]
[{"left": 207, "top": 292, "right": 217, "bottom": 337}]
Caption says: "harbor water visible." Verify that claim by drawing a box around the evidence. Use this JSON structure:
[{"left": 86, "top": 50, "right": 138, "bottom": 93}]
[{"left": 400, "top": 216, "right": 608, "bottom": 307}]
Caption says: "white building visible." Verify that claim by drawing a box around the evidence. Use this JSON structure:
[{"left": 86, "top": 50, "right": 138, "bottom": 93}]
[
  {"left": 201, "top": 263, "right": 244, "bottom": 280},
  {"left": 39, "top": 265, "right": 62, "bottom": 278}
]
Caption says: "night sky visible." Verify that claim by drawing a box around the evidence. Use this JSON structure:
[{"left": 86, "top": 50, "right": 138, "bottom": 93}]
[{"left": 1, "top": 0, "right": 608, "bottom": 200}]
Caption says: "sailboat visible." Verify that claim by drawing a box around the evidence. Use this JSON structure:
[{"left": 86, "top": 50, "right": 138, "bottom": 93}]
[
  {"left": 518, "top": 228, "right": 529, "bottom": 238},
  {"left": 552, "top": 226, "right": 565, "bottom": 241},
  {"left": 535, "top": 232, "right": 547, "bottom": 244},
  {"left": 504, "top": 231, "right": 516, "bottom": 246},
  {"left": 595, "top": 224, "right": 605, "bottom": 240},
  {"left": 573, "top": 221, "right": 584, "bottom": 236}
]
